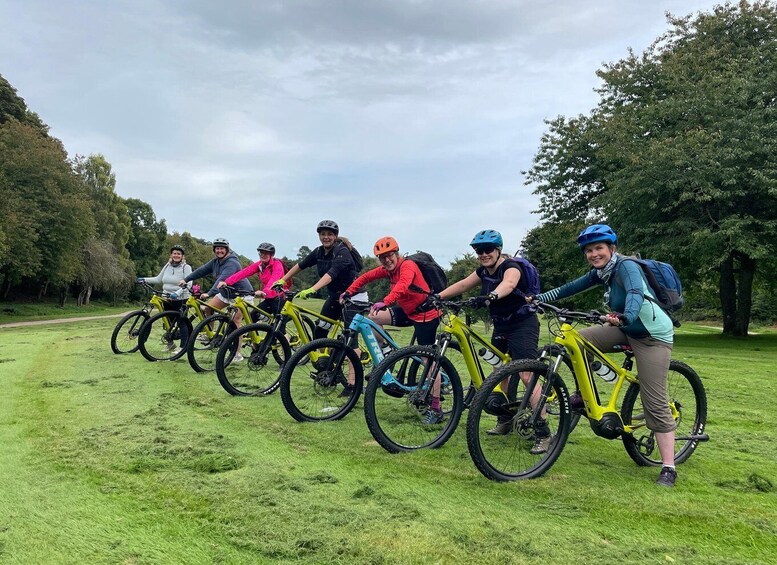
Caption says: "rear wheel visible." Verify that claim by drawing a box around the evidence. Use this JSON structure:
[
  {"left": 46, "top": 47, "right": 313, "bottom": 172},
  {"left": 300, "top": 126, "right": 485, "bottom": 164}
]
[
  {"left": 215, "top": 323, "right": 290, "bottom": 396},
  {"left": 364, "top": 346, "right": 464, "bottom": 453},
  {"left": 138, "top": 311, "right": 192, "bottom": 362},
  {"left": 110, "top": 310, "right": 149, "bottom": 354},
  {"left": 279, "top": 338, "right": 363, "bottom": 422},
  {"left": 466, "top": 360, "right": 571, "bottom": 481},
  {"left": 621, "top": 360, "right": 707, "bottom": 466},
  {"left": 187, "top": 313, "right": 237, "bottom": 372}
]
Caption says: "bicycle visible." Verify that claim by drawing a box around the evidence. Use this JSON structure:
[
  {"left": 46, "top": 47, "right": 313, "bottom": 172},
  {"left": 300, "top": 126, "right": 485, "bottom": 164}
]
[
  {"left": 362, "top": 297, "right": 514, "bottom": 453},
  {"left": 110, "top": 281, "right": 166, "bottom": 354},
  {"left": 213, "top": 291, "right": 342, "bottom": 397},
  {"left": 278, "top": 298, "right": 421, "bottom": 422},
  {"left": 466, "top": 301, "right": 709, "bottom": 481}
]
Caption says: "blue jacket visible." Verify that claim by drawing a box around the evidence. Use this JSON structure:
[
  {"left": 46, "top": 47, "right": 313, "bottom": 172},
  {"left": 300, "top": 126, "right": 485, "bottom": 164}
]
[{"left": 185, "top": 251, "right": 253, "bottom": 297}]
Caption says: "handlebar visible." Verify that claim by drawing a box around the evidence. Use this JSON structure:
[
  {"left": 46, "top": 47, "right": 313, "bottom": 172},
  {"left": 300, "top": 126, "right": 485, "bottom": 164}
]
[{"left": 532, "top": 301, "right": 607, "bottom": 324}]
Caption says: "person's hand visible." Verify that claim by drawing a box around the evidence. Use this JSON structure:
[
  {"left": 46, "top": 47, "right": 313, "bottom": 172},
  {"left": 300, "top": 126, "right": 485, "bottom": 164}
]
[
  {"left": 136, "top": 277, "right": 145, "bottom": 284},
  {"left": 199, "top": 293, "right": 209, "bottom": 300},
  {"left": 255, "top": 290, "right": 266, "bottom": 298},
  {"left": 604, "top": 313, "right": 623, "bottom": 326},
  {"left": 416, "top": 294, "right": 440, "bottom": 313},
  {"left": 217, "top": 281, "right": 227, "bottom": 289},
  {"left": 297, "top": 287, "right": 315, "bottom": 300},
  {"left": 370, "top": 301, "right": 387, "bottom": 316},
  {"left": 272, "top": 278, "right": 286, "bottom": 290},
  {"left": 525, "top": 295, "right": 535, "bottom": 303},
  {"left": 178, "top": 279, "right": 188, "bottom": 288},
  {"left": 339, "top": 291, "right": 351, "bottom": 305}
]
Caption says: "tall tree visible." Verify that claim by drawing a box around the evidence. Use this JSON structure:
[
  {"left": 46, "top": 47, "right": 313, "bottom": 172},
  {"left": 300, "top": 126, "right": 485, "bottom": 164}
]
[
  {"left": 125, "top": 198, "right": 167, "bottom": 278},
  {"left": 525, "top": 1, "right": 777, "bottom": 336}
]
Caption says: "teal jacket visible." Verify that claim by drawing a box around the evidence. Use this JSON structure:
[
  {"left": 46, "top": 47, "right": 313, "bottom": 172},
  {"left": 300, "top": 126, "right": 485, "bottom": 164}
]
[{"left": 537, "top": 257, "right": 673, "bottom": 343}]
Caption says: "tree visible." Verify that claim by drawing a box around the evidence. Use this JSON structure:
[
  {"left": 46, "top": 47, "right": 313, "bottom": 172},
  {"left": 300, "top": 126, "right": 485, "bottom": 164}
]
[
  {"left": 525, "top": 1, "right": 777, "bottom": 336},
  {"left": 125, "top": 198, "right": 167, "bottom": 278}
]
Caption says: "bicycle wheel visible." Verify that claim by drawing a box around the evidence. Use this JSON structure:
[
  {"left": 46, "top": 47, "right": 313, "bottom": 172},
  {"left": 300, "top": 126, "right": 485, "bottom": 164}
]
[
  {"left": 187, "top": 313, "right": 237, "bottom": 372},
  {"left": 364, "top": 346, "right": 464, "bottom": 453},
  {"left": 466, "top": 359, "right": 571, "bottom": 481},
  {"left": 621, "top": 360, "right": 707, "bottom": 466},
  {"left": 543, "top": 352, "right": 581, "bottom": 433},
  {"left": 138, "top": 311, "right": 192, "bottom": 362},
  {"left": 215, "top": 323, "right": 290, "bottom": 396},
  {"left": 110, "top": 310, "right": 149, "bottom": 354},
  {"left": 279, "top": 338, "right": 363, "bottom": 422}
]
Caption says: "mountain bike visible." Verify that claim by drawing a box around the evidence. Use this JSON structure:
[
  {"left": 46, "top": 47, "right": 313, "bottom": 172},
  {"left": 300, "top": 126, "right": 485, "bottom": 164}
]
[
  {"left": 466, "top": 301, "right": 709, "bottom": 481},
  {"left": 214, "top": 291, "right": 343, "bottom": 397},
  {"left": 110, "top": 281, "right": 166, "bottom": 354},
  {"left": 278, "top": 298, "right": 422, "bottom": 422}
]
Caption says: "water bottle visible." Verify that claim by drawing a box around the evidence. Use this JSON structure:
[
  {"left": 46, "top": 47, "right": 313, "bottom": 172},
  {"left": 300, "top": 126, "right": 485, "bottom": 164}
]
[
  {"left": 590, "top": 360, "right": 617, "bottom": 383},
  {"left": 381, "top": 344, "right": 393, "bottom": 356},
  {"left": 316, "top": 319, "right": 333, "bottom": 332},
  {"left": 478, "top": 348, "right": 502, "bottom": 367}
]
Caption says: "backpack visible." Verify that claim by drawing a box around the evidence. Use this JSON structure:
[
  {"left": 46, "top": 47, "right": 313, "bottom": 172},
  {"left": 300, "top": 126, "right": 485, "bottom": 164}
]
[
  {"left": 276, "top": 259, "right": 293, "bottom": 290},
  {"left": 510, "top": 255, "right": 541, "bottom": 297},
  {"left": 406, "top": 251, "right": 448, "bottom": 293},
  {"left": 338, "top": 242, "right": 363, "bottom": 272},
  {"left": 620, "top": 257, "right": 683, "bottom": 325}
]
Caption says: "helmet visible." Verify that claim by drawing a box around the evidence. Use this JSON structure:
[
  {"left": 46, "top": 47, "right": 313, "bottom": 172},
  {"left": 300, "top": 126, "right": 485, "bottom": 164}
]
[
  {"left": 576, "top": 224, "right": 617, "bottom": 248},
  {"left": 470, "top": 229, "right": 503, "bottom": 249},
  {"left": 373, "top": 236, "right": 399, "bottom": 256},
  {"left": 170, "top": 244, "right": 185, "bottom": 254},
  {"left": 316, "top": 220, "right": 339, "bottom": 235},
  {"left": 212, "top": 237, "right": 230, "bottom": 250},
  {"left": 257, "top": 242, "right": 276, "bottom": 254}
]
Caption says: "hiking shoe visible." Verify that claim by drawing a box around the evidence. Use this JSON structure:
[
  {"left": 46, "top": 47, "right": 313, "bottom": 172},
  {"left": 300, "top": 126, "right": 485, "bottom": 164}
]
[
  {"left": 338, "top": 385, "right": 355, "bottom": 398},
  {"left": 656, "top": 466, "right": 677, "bottom": 487},
  {"left": 231, "top": 353, "right": 244, "bottom": 363},
  {"left": 196, "top": 335, "right": 212, "bottom": 346},
  {"left": 529, "top": 434, "right": 553, "bottom": 455},
  {"left": 170, "top": 347, "right": 184, "bottom": 357},
  {"left": 487, "top": 419, "right": 512, "bottom": 435},
  {"left": 422, "top": 408, "right": 444, "bottom": 425}
]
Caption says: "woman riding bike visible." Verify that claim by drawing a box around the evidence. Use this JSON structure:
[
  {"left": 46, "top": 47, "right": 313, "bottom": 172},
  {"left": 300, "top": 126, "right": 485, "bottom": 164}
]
[
  {"left": 531, "top": 224, "right": 678, "bottom": 487},
  {"left": 137, "top": 244, "right": 192, "bottom": 356},
  {"left": 423, "top": 229, "right": 543, "bottom": 445}
]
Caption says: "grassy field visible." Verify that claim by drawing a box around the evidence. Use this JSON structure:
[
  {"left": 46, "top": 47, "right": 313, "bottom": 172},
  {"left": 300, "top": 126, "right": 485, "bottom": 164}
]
[
  {"left": 0, "top": 301, "right": 130, "bottom": 324},
  {"left": 0, "top": 314, "right": 775, "bottom": 564}
]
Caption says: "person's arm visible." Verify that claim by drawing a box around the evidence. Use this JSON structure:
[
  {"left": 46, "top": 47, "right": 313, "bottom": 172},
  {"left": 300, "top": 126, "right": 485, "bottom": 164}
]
[
  {"left": 536, "top": 271, "right": 598, "bottom": 303},
  {"left": 345, "top": 267, "right": 384, "bottom": 296},
  {"left": 616, "top": 260, "right": 646, "bottom": 325},
  {"left": 261, "top": 261, "right": 286, "bottom": 298},
  {"left": 184, "top": 261, "right": 212, "bottom": 283},
  {"left": 490, "top": 264, "right": 520, "bottom": 300},
  {"left": 142, "top": 265, "right": 167, "bottom": 285},
  {"left": 382, "top": 261, "right": 416, "bottom": 304},
  {"left": 223, "top": 261, "right": 260, "bottom": 287},
  {"left": 438, "top": 272, "right": 481, "bottom": 299}
]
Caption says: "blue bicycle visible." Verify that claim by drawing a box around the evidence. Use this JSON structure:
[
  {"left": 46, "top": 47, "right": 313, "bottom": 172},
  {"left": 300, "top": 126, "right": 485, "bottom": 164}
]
[{"left": 279, "top": 299, "right": 417, "bottom": 422}]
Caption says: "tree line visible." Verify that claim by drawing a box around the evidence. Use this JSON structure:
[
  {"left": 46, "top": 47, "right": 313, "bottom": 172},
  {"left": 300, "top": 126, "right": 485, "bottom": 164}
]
[{"left": 2, "top": 2, "right": 775, "bottom": 335}]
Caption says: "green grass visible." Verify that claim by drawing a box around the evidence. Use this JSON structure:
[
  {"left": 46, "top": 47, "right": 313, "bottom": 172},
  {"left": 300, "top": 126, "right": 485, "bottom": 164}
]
[
  {"left": 0, "top": 318, "right": 775, "bottom": 564},
  {"left": 0, "top": 300, "right": 130, "bottom": 324}
]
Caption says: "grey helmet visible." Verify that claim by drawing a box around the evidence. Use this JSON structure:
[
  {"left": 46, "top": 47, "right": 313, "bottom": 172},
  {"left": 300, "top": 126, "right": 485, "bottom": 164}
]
[
  {"left": 316, "top": 220, "right": 339, "bottom": 236},
  {"left": 257, "top": 242, "right": 276, "bottom": 254},
  {"left": 212, "top": 237, "right": 230, "bottom": 250},
  {"left": 170, "top": 244, "right": 185, "bottom": 254}
]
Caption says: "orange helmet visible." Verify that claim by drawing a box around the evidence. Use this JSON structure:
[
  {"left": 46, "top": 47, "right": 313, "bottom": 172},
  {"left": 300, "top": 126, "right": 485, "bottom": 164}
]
[{"left": 374, "top": 236, "right": 399, "bottom": 256}]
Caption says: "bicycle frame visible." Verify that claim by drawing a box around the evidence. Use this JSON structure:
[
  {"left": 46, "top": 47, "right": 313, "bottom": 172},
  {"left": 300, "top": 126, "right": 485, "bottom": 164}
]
[{"left": 347, "top": 312, "right": 402, "bottom": 363}]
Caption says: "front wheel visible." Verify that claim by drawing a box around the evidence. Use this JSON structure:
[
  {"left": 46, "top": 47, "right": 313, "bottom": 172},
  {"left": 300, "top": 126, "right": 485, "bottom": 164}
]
[
  {"left": 364, "top": 346, "right": 464, "bottom": 453},
  {"left": 621, "top": 360, "right": 707, "bottom": 466},
  {"left": 138, "top": 311, "right": 192, "bottom": 362},
  {"left": 279, "top": 338, "right": 363, "bottom": 422},
  {"left": 110, "top": 310, "right": 149, "bottom": 354},
  {"left": 187, "top": 313, "right": 237, "bottom": 372},
  {"left": 215, "top": 323, "right": 290, "bottom": 396},
  {"left": 466, "top": 359, "right": 571, "bottom": 481}
]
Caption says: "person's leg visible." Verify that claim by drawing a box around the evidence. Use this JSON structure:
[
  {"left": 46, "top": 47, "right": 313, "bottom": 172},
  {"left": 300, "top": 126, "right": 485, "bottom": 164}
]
[{"left": 164, "top": 299, "right": 188, "bottom": 350}]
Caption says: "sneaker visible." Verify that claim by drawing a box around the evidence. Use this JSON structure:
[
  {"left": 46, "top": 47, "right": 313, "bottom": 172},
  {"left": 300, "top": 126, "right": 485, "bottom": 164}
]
[
  {"left": 422, "top": 408, "right": 444, "bottom": 425},
  {"left": 487, "top": 419, "right": 512, "bottom": 435},
  {"left": 165, "top": 341, "right": 177, "bottom": 351},
  {"left": 656, "top": 466, "right": 677, "bottom": 487},
  {"left": 231, "top": 353, "right": 244, "bottom": 363},
  {"left": 338, "top": 384, "right": 355, "bottom": 398},
  {"left": 170, "top": 347, "right": 183, "bottom": 357},
  {"left": 529, "top": 434, "right": 553, "bottom": 455},
  {"left": 196, "top": 335, "right": 212, "bottom": 346}
]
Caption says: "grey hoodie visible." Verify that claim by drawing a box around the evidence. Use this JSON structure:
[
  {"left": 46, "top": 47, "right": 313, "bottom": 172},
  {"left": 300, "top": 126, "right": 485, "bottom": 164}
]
[
  {"left": 185, "top": 251, "right": 253, "bottom": 297},
  {"left": 142, "top": 262, "right": 193, "bottom": 298}
]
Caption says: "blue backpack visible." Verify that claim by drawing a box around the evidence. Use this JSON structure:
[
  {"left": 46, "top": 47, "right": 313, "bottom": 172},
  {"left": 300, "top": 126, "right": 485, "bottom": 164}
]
[
  {"left": 620, "top": 257, "right": 683, "bottom": 325},
  {"left": 511, "top": 256, "right": 541, "bottom": 297}
]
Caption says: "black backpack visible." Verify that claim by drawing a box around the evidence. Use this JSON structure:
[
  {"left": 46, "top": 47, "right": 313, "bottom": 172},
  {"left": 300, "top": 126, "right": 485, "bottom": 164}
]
[
  {"left": 406, "top": 251, "right": 448, "bottom": 293},
  {"left": 349, "top": 246, "right": 364, "bottom": 272}
]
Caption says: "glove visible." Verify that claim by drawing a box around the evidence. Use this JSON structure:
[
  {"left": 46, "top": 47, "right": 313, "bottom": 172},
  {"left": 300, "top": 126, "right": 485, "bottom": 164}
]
[
  {"left": 370, "top": 301, "right": 386, "bottom": 316},
  {"left": 340, "top": 291, "right": 352, "bottom": 303},
  {"left": 416, "top": 294, "right": 440, "bottom": 313},
  {"left": 472, "top": 292, "right": 498, "bottom": 308},
  {"left": 136, "top": 277, "right": 145, "bottom": 284},
  {"left": 272, "top": 278, "right": 286, "bottom": 290},
  {"left": 297, "top": 287, "right": 315, "bottom": 300}
]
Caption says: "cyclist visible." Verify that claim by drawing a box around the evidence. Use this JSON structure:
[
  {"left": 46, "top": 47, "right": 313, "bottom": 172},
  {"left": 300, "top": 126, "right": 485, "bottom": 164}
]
[
  {"left": 179, "top": 237, "right": 254, "bottom": 361},
  {"left": 341, "top": 236, "right": 443, "bottom": 418},
  {"left": 531, "top": 224, "right": 677, "bottom": 486},
  {"left": 274, "top": 220, "right": 364, "bottom": 339},
  {"left": 423, "top": 229, "right": 543, "bottom": 446},
  {"left": 137, "top": 244, "right": 192, "bottom": 356},
  {"left": 217, "top": 242, "right": 289, "bottom": 320}
]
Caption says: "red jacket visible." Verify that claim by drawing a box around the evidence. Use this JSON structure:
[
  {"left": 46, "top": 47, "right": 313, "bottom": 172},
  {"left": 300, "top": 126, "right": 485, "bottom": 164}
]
[{"left": 346, "top": 258, "right": 440, "bottom": 322}]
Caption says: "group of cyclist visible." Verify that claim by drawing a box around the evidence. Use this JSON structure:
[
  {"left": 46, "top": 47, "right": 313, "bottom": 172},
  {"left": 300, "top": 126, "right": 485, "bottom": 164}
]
[{"left": 138, "top": 219, "right": 679, "bottom": 487}]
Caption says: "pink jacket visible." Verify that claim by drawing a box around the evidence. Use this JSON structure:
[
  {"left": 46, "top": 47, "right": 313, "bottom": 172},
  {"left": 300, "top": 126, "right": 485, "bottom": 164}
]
[{"left": 225, "top": 258, "right": 287, "bottom": 298}]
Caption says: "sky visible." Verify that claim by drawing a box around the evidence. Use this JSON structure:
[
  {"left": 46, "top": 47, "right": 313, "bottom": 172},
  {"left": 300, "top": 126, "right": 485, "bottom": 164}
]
[{"left": 1, "top": 0, "right": 724, "bottom": 266}]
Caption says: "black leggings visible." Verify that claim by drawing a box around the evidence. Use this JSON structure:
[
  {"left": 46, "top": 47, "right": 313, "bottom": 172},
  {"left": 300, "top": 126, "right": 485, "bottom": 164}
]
[
  {"left": 164, "top": 299, "right": 189, "bottom": 346},
  {"left": 314, "top": 296, "right": 344, "bottom": 339}
]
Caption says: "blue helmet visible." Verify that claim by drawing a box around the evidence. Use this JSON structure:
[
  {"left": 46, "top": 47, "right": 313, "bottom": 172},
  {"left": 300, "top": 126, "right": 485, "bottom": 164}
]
[
  {"left": 577, "top": 224, "right": 617, "bottom": 249},
  {"left": 470, "top": 229, "right": 503, "bottom": 249}
]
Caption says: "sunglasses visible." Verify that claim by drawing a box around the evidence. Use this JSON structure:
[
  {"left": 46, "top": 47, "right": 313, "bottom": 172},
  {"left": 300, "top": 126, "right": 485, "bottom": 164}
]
[
  {"left": 378, "top": 252, "right": 397, "bottom": 261},
  {"left": 474, "top": 246, "right": 497, "bottom": 256}
]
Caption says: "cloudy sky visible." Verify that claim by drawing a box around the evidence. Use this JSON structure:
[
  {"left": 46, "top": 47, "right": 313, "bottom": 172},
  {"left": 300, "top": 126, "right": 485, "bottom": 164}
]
[{"left": 2, "top": 0, "right": 722, "bottom": 265}]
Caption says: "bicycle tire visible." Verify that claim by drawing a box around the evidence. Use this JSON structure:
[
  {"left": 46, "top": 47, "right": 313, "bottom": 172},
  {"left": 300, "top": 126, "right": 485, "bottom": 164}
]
[
  {"left": 138, "top": 311, "right": 192, "bottom": 362},
  {"left": 621, "top": 360, "right": 707, "bottom": 466},
  {"left": 279, "top": 338, "right": 363, "bottom": 422},
  {"left": 215, "top": 323, "right": 290, "bottom": 396},
  {"left": 187, "top": 313, "right": 237, "bottom": 373},
  {"left": 364, "top": 346, "right": 464, "bottom": 453},
  {"left": 466, "top": 359, "right": 571, "bottom": 481},
  {"left": 110, "top": 310, "right": 149, "bottom": 354}
]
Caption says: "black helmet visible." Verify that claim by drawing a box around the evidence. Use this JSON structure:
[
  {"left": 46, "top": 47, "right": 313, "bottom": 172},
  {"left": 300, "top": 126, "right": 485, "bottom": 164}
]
[
  {"left": 170, "top": 244, "right": 185, "bottom": 254},
  {"left": 212, "top": 237, "right": 230, "bottom": 250},
  {"left": 257, "top": 242, "right": 276, "bottom": 254},
  {"left": 316, "top": 220, "right": 339, "bottom": 235}
]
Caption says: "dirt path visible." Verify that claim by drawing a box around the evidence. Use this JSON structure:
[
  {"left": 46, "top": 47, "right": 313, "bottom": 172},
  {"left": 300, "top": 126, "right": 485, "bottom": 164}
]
[{"left": 0, "top": 313, "right": 128, "bottom": 329}]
